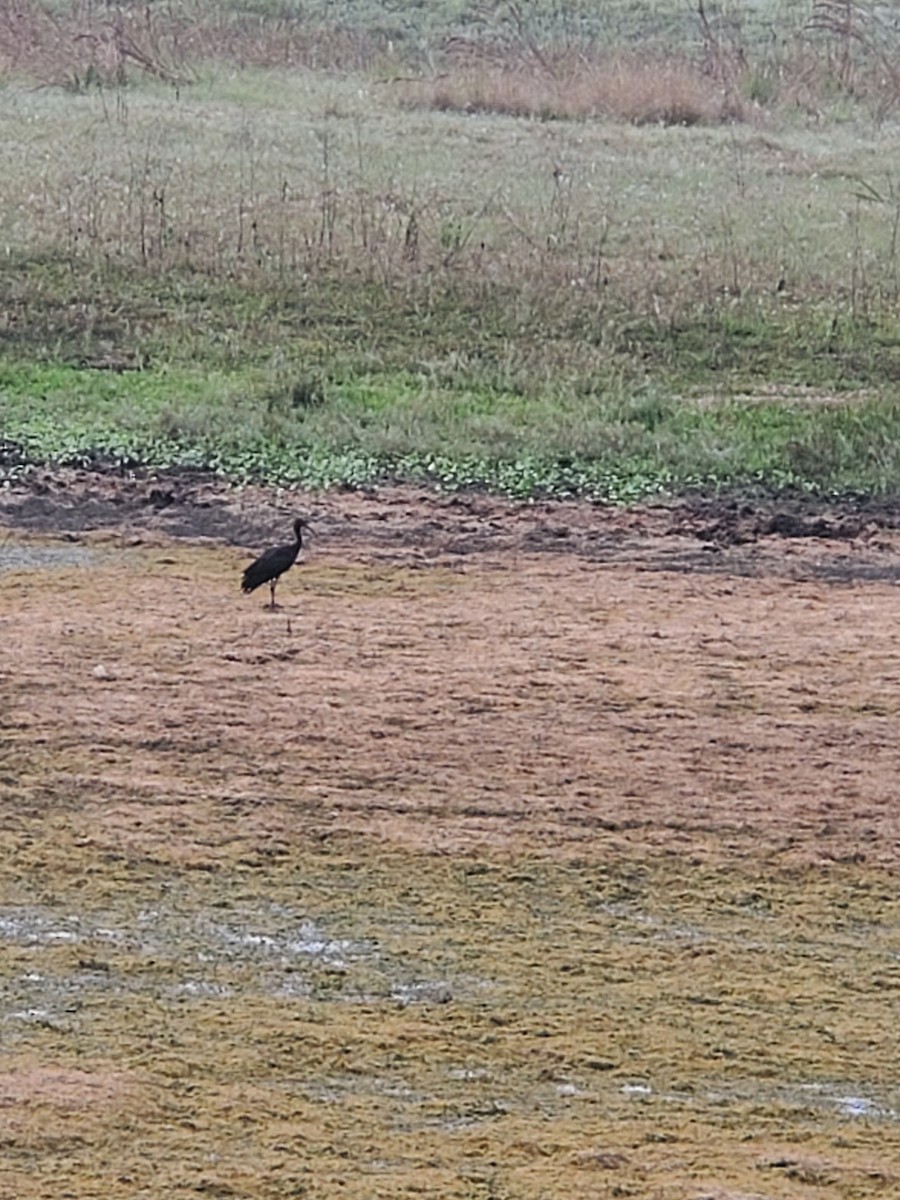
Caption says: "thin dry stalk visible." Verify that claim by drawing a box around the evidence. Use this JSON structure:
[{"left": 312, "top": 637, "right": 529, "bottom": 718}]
[
  {"left": 0, "top": 0, "right": 191, "bottom": 88},
  {"left": 807, "top": 0, "right": 900, "bottom": 121},
  {"left": 0, "top": 0, "right": 391, "bottom": 85}
]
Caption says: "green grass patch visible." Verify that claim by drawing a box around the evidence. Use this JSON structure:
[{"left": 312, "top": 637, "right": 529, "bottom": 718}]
[
  {"left": 3, "top": 339, "right": 900, "bottom": 501},
  {"left": 3, "top": 259, "right": 900, "bottom": 502}
]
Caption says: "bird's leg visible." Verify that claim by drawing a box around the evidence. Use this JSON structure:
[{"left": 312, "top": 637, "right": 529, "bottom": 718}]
[{"left": 269, "top": 580, "right": 277, "bottom": 610}]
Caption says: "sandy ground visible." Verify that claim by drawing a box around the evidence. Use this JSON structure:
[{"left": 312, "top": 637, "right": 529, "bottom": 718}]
[{"left": 1, "top": 470, "right": 899, "bottom": 1199}]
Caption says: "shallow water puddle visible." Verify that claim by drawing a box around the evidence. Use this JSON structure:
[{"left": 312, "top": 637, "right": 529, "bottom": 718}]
[
  {"left": 620, "top": 1077, "right": 900, "bottom": 1123},
  {"left": 0, "top": 541, "right": 101, "bottom": 572},
  {"left": 0, "top": 895, "right": 465, "bottom": 1019}
]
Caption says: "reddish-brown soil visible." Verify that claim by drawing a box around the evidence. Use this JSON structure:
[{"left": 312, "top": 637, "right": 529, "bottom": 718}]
[{"left": 1, "top": 471, "right": 899, "bottom": 1199}]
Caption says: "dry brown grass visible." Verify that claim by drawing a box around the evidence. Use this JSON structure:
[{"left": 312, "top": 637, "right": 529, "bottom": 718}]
[
  {"left": 407, "top": 54, "right": 750, "bottom": 126},
  {"left": 5, "top": 0, "right": 900, "bottom": 127},
  {"left": 0, "top": 0, "right": 185, "bottom": 87},
  {"left": 0, "top": 0, "right": 387, "bottom": 89}
]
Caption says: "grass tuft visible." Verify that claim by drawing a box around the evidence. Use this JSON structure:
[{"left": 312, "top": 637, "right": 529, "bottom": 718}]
[{"left": 405, "top": 55, "right": 749, "bottom": 126}]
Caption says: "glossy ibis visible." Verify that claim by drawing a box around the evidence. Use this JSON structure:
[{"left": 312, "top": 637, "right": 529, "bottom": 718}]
[{"left": 241, "top": 516, "right": 311, "bottom": 609}]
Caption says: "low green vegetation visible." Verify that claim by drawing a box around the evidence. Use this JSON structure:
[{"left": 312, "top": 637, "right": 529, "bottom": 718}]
[
  {"left": 4, "top": 339, "right": 899, "bottom": 502},
  {"left": 2, "top": 2, "right": 900, "bottom": 502}
]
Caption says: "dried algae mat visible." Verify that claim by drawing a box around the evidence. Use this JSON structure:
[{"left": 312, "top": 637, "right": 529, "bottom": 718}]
[{"left": 1, "top": 528, "right": 899, "bottom": 1199}]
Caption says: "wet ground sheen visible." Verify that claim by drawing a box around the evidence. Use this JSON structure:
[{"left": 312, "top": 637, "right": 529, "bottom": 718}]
[{"left": 1, "top": 475, "right": 899, "bottom": 1199}]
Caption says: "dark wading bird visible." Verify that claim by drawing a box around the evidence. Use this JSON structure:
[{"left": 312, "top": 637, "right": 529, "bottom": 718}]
[{"left": 241, "top": 517, "right": 311, "bottom": 610}]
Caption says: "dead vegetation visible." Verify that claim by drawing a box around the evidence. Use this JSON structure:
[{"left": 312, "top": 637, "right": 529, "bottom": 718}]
[
  {"left": 406, "top": 54, "right": 748, "bottom": 126},
  {"left": 5, "top": 0, "right": 900, "bottom": 124},
  {"left": 0, "top": 0, "right": 387, "bottom": 91}
]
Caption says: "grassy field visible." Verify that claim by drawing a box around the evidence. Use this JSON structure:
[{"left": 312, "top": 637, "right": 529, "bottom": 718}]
[{"left": 2, "top": 0, "right": 900, "bottom": 500}]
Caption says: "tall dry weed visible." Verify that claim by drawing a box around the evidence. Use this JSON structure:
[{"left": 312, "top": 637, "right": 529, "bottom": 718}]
[
  {"left": 0, "top": 0, "right": 189, "bottom": 88},
  {"left": 0, "top": 0, "right": 393, "bottom": 87},
  {"left": 807, "top": 0, "right": 900, "bottom": 122}
]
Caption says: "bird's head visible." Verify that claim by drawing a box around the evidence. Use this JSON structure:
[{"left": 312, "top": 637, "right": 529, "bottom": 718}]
[{"left": 293, "top": 516, "right": 313, "bottom": 539}]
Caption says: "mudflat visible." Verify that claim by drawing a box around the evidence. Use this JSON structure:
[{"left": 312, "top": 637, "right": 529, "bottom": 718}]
[{"left": 1, "top": 472, "right": 898, "bottom": 1199}]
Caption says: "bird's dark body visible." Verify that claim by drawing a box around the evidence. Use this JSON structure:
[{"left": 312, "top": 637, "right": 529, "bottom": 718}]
[
  {"left": 242, "top": 517, "right": 310, "bottom": 608},
  {"left": 241, "top": 541, "right": 301, "bottom": 593}
]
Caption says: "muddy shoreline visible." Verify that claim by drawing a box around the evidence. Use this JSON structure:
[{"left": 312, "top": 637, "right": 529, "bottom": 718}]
[{"left": 3, "top": 465, "right": 900, "bottom": 584}]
